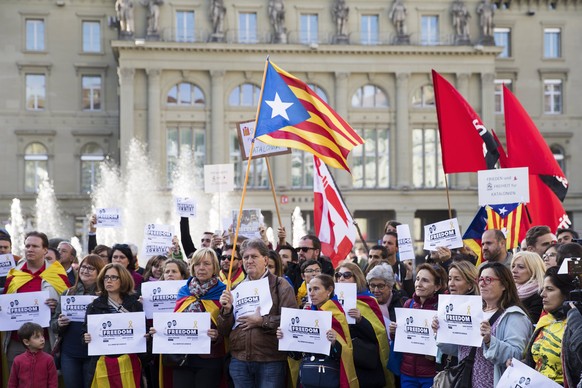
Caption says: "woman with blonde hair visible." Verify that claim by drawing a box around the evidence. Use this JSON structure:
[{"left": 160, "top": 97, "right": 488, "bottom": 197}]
[
  {"left": 511, "top": 251, "right": 546, "bottom": 323},
  {"left": 448, "top": 260, "right": 479, "bottom": 296}
]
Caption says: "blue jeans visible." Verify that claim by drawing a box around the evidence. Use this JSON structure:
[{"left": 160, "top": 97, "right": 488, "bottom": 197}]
[
  {"left": 400, "top": 373, "right": 434, "bottom": 388},
  {"left": 229, "top": 358, "right": 286, "bottom": 388},
  {"left": 61, "top": 353, "right": 94, "bottom": 388}
]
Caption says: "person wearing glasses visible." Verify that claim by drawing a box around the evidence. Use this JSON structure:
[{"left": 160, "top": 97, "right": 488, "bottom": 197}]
[
  {"left": 432, "top": 262, "right": 532, "bottom": 388},
  {"left": 296, "top": 235, "right": 334, "bottom": 276},
  {"left": 366, "top": 263, "right": 406, "bottom": 324},
  {"left": 217, "top": 239, "right": 296, "bottom": 388},
  {"left": 510, "top": 251, "right": 546, "bottom": 323},
  {"left": 296, "top": 259, "right": 322, "bottom": 308},
  {"left": 336, "top": 262, "right": 391, "bottom": 388},
  {"left": 52, "top": 254, "right": 105, "bottom": 388},
  {"left": 218, "top": 244, "right": 245, "bottom": 289},
  {"left": 391, "top": 263, "right": 447, "bottom": 388},
  {"left": 542, "top": 244, "right": 560, "bottom": 269},
  {"left": 110, "top": 243, "right": 143, "bottom": 294},
  {"left": 83, "top": 263, "right": 145, "bottom": 386}
]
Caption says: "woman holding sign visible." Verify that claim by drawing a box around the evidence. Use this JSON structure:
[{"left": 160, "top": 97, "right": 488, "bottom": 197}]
[
  {"left": 336, "top": 262, "right": 391, "bottom": 388},
  {"left": 276, "top": 274, "right": 358, "bottom": 388},
  {"left": 52, "top": 254, "right": 104, "bottom": 388},
  {"left": 170, "top": 248, "right": 227, "bottom": 387},
  {"left": 83, "top": 263, "right": 145, "bottom": 387}
]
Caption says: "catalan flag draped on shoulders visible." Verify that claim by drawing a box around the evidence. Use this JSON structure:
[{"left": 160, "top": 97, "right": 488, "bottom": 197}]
[
  {"left": 4, "top": 260, "right": 69, "bottom": 295},
  {"left": 312, "top": 299, "right": 359, "bottom": 388},
  {"left": 254, "top": 59, "right": 364, "bottom": 172},
  {"left": 356, "top": 291, "right": 394, "bottom": 388}
]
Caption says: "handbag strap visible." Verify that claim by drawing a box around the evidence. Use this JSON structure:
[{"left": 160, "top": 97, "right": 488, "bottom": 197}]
[{"left": 466, "top": 308, "right": 504, "bottom": 360}]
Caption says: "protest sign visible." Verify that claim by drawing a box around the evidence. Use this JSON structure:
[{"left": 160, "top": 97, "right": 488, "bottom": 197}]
[
  {"left": 278, "top": 307, "right": 332, "bottom": 355},
  {"left": 175, "top": 197, "right": 197, "bottom": 218},
  {"left": 87, "top": 312, "right": 147, "bottom": 356},
  {"left": 232, "top": 277, "right": 272, "bottom": 328},
  {"left": 141, "top": 280, "right": 187, "bottom": 319},
  {"left": 396, "top": 224, "right": 415, "bottom": 261},
  {"left": 496, "top": 359, "right": 561, "bottom": 388},
  {"left": 96, "top": 208, "right": 122, "bottom": 228},
  {"left": 232, "top": 209, "right": 263, "bottom": 239},
  {"left": 152, "top": 312, "right": 211, "bottom": 354},
  {"left": 60, "top": 295, "right": 97, "bottom": 322},
  {"left": 334, "top": 282, "right": 357, "bottom": 324},
  {"left": 437, "top": 294, "right": 484, "bottom": 347},
  {"left": 236, "top": 120, "right": 291, "bottom": 160},
  {"left": 478, "top": 167, "right": 529, "bottom": 206},
  {"left": 0, "top": 254, "right": 16, "bottom": 277},
  {"left": 394, "top": 307, "right": 437, "bottom": 357},
  {"left": 0, "top": 291, "right": 51, "bottom": 330},
  {"left": 423, "top": 218, "right": 463, "bottom": 251},
  {"left": 204, "top": 164, "right": 235, "bottom": 193}
]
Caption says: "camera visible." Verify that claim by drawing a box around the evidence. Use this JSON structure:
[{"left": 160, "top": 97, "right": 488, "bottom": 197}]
[{"left": 564, "top": 257, "right": 582, "bottom": 314}]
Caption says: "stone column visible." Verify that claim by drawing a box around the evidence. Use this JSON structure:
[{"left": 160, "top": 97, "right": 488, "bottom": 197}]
[
  {"left": 395, "top": 72, "right": 411, "bottom": 188},
  {"left": 456, "top": 72, "right": 471, "bottom": 188},
  {"left": 147, "top": 68, "right": 162, "bottom": 178},
  {"left": 334, "top": 71, "right": 351, "bottom": 189},
  {"left": 118, "top": 67, "right": 135, "bottom": 169},
  {"left": 210, "top": 70, "right": 225, "bottom": 164}
]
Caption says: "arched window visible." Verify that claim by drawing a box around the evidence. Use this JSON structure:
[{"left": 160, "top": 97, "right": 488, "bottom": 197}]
[
  {"left": 229, "top": 83, "right": 261, "bottom": 106},
  {"left": 411, "top": 85, "right": 435, "bottom": 107},
  {"left": 24, "top": 142, "right": 48, "bottom": 193},
  {"left": 351, "top": 84, "right": 388, "bottom": 108},
  {"left": 551, "top": 144, "right": 566, "bottom": 173},
  {"left": 307, "top": 83, "right": 328, "bottom": 103},
  {"left": 167, "top": 82, "right": 205, "bottom": 106},
  {"left": 80, "top": 143, "right": 105, "bottom": 193}
]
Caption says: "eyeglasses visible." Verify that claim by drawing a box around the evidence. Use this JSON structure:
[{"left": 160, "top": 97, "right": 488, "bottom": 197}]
[
  {"left": 368, "top": 283, "right": 387, "bottom": 291},
  {"left": 103, "top": 275, "right": 120, "bottom": 282},
  {"left": 295, "top": 247, "right": 316, "bottom": 253},
  {"left": 303, "top": 268, "right": 322, "bottom": 275},
  {"left": 542, "top": 252, "right": 557, "bottom": 260},
  {"left": 220, "top": 255, "right": 239, "bottom": 261},
  {"left": 80, "top": 265, "right": 96, "bottom": 273},
  {"left": 335, "top": 272, "right": 353, "bottom": 280},
  {"left": 478, "top": 276, "right": 500, "bottom": 285}
]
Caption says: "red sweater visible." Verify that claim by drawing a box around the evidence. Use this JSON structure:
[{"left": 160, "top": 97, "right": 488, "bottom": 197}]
[{"left": 8, "top": 349, "right": 57, "bottom": 388}]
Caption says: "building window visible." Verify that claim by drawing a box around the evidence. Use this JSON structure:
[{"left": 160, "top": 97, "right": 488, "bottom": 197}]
[
  {"left": 230, "top": 130, "right": 268, "bottom": 188},
  {"left": 494, "top": 79, "right": 512, "bottom": 114},
  {"left": 26, "top": 19, "right": 45, "bottom": 51},
  {"left": 551, "top": 144, "right": 566, "bottom": 173},
  {"left": 166, "top": 127, "right": 206, "bottom": 186},
  {"left": 24, "top": 142, "right": 48, "bottom": 193},
  {"left": 307, "top": 83, "right": 328, "bottom": 103},
  {"left": 82, "top": 21, "right": 101, "bottom": 52},
  {"left": 361, "top": 15, "right": 379, "bottom": 45},
  {"left": 167, "top": 83, "right": 205, "bottom": 106},
  {"left": 292, "top": 150, "right": 314, "bottom": 188},
  {"left": 80, "top": 143, "right": 105, "bottom": 193},
  {"left": 238, "top": 12, "right": 257, "bottom": 43},
  {"left": 544, "top": 28, "right": 561, "bottom": 58},
  {"left": 544, "top": 79, "right": 562, "bottom": 114},
  {"left": 494, "top": 27, "right": 511, "bottom": 58},
  {"left": 421, "top": 15, "right": 439, "bottom": 45},
  {"left": 229, "top": 83, "right": 261, "bottom": 106},
  {"left": 352, "top": 128, "right": 389, "bottom": 188},
  {"left": 351, "top": 84, "right": 388, "bottom": 108},
  {"left": 176, "top": 11, "right": 195, "bottom": 42},
  {"left": 82, "top": 75, "right": 101, "bottom": 111},
  {"left": 412, "top": 128, "right": 445, "bottom": 188},
  {"left": 26, "top": 74, "right": 46, "bottom": 111},
  {"left": 300, "top": 14, "right": 319, "bottom": 44},
  {"left": 411, "top": 85, "right": 435, "bottom": 108}
]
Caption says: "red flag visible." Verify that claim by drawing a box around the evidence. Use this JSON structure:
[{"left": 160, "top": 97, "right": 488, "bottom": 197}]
[
  {"left": 313, "top": 156, "right": 357, "bottom": 267},
  {"left": 502, "top": 86, "right": 570, "bottom": 231},
  {"left": 432, "top": 70, "right": 499, "bottom": 173}
]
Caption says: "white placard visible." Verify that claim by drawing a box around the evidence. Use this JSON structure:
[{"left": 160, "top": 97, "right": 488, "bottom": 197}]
[
  {"left": 152, "top": 312, "right": 211, "bottom": 354},
  {"left": 236, "top": 120, "right": 292, "bottom": 160},
  {"left": 394, "top": 307, "right": 437, "bottom": 357},
  {"left": 87, "top": 312, "right": 147, "bottom": 356},
  {"left": 478, "top": 167, "right": 529, "bottom": 206},
  {"left": 141, "top": 280, "right": 187, "bottom": 319},
  {"left": 496, "top": 358, "right": 561, "bottom": 388},
  {"left": 144, "top": 223, "right": 174, "bottom": 246},
  {"left": 232, "top": 209, "right": 263, "bottom": 239},
  {"left": 396, "top": 224, "right": 415, "bottom": 261},
  {"left": 278, "top": 307, "right": 332, "bottom": 355},
  {"left": 558, "top": 257, "right": 580, "bottom": 275},
  {"left": 175, "top": 197, "right": 197, "bottom": 218},
  {"left": 423, "top": 218, "right": 463, "bottom": 251},
  {"left": 232, "top": 277, "right": 273, "bottom": 328},
  {"left": 436, "top": 294, "right": 484, "bottom": 347},
  {"left": 0, "top": 254, "right": 16, "bottom": 277},
  {"left": 334, "top": 282, "right": 357, "bottom": 324},
  {"left": 0, "top": 291, "right": 51, "bottom": 330},
  {"left": 204, "top": 164, "right": 235, "bottom": 193},
  {"left": 60, "top": 295, "right": 97, "bottom": 322},
  {"left": 96, "top": 208, "right": 122, "bottom": 228},
  {"left": 141, "top": 240, "right": 170, "bottom": 258}
]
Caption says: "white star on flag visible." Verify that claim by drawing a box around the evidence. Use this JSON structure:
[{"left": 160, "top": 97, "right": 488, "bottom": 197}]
[
  {"left": 265, "top": 93, "right": 293, "bottom": 120},
  {"left": 498, "top": 207, "right": 507, "bottom": 216}
]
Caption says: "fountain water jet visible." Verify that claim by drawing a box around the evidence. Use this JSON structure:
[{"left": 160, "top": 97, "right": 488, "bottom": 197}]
[
  {"left": 8, "top": 199, "right": 26, "bottom": 256},
  {"left": 292, "top": 206, "right": 306, "bottom": 247},
  {"left": 35, "top": 172, "right": 68, "bottom": 239}
]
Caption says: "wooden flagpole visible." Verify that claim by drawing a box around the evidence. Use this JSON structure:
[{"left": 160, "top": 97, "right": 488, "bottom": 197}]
[
  {"left": 226, "top": 58, "right": 270, "bottom": 291},
  {"left": 444, "top": 173, "right": 453, "bottom": 219}
]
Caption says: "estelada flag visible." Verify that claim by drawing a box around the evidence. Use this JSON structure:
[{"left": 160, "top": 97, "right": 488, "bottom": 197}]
[
  {"left": 432, "top": 70, "right": 500, "bottom": 173},
  {"left": 254, "top": 59, "right": 364, "bottom": 172},
  {"left": 313, "top": 156, "right": 357, "bottom": 268}
]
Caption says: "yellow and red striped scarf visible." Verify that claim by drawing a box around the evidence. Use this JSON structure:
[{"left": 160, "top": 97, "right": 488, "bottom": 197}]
[
  {"left": 6, "top": 261, "right": 69, "bottom": 295},
  {"left": 219, "top": 267, "right": 245, "bottom": 289},
  {"left": 91, "top": 354, "right": 141, "bottom": 388}
]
